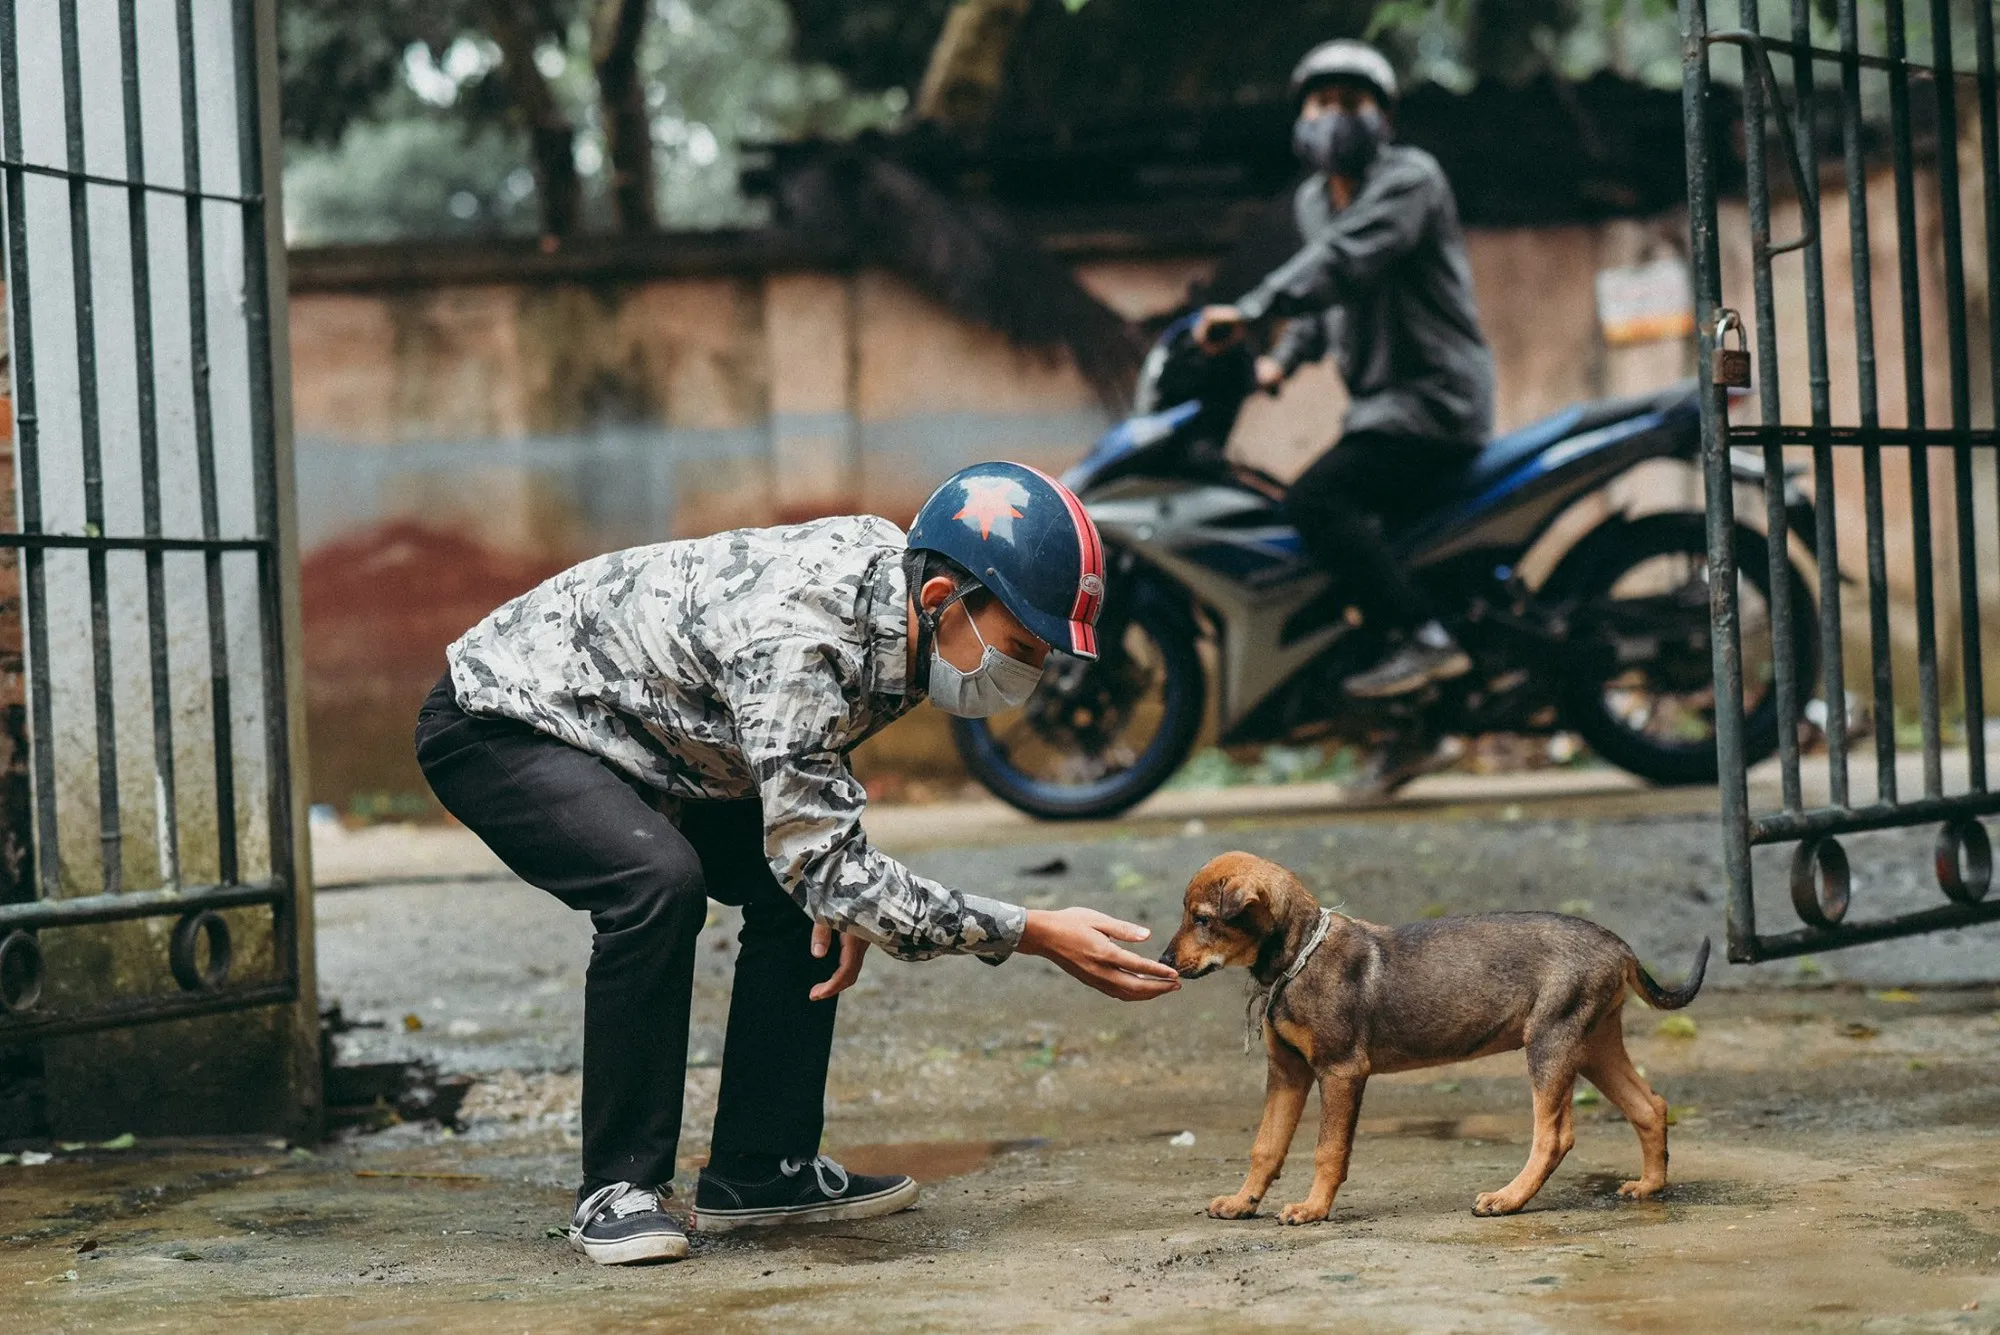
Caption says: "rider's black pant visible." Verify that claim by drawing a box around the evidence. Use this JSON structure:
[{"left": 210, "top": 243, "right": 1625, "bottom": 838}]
[
  {"left": 1284, "top": 430, "right": 1481, "bottom": 633},
  {"left": 413, "top": 673, "right": 839, "bottom": 1196}
]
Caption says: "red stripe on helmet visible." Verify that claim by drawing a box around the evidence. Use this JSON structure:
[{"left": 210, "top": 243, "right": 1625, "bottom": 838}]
[{"left": 1022, "top": 464, "right": 1105, "bottom": 630}]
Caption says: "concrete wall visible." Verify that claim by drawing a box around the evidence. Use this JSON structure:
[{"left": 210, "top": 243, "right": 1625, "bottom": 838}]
[{"left": 290, "top": 174, "right": 1996, "bottom": 814}]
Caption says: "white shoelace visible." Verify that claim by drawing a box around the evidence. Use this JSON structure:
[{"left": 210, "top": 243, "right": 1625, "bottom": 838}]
[
  {"left": 780, "top": 1153, "right": 850, "bottom": 1198},
  {"left": 574, "top": 1180, "right": 662, "bottom": 1227}
]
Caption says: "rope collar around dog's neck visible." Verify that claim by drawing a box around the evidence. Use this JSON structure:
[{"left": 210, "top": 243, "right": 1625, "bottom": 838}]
[{"left": 1244, "top": 907, "right": 1339, "bottom": 1054}]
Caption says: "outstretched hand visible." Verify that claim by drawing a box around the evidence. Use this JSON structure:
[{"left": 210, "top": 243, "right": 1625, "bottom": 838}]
[
  {"left": 809, "top": 921, "right": 869, "bottom": 1001},
  {"left": 1019, "top": 907, "right": 1183, "bottom": 1001}
]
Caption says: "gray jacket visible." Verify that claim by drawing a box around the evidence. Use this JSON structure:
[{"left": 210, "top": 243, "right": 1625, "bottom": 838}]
[
  {"left": 1236, "top": 144, "right": 1495, "bottom": 447},
  {"left": 446, "top": 515, "right": 1026, "bottom": 963}
]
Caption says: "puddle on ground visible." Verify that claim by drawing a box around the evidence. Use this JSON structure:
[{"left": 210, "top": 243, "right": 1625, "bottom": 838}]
[
  {"left": 832, "top": 1138, "right": 1049, "bottom": 1183},
  {"left": 1357, "top": 1115, "right": 1523, "bottom": 1141}
]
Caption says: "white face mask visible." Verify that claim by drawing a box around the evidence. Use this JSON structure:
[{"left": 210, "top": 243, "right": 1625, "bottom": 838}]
[{"left": 927, "top": 608, "right": 1044, "bottom": 719}]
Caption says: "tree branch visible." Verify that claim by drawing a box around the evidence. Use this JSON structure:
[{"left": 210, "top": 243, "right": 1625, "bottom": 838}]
[
  {"left": 592, "top": 0, "right": 656, "bottom": 232},
  {"left": 480, "top": 0, "right": 584, "bottom": 240}
]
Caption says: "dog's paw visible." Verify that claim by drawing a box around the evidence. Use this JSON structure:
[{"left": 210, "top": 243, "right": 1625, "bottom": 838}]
[
  {"left": 1472, "top": 1191, "right": 1525, "bottom": 1217},
  {"left": 1617, "top": 1178, "right": 1665, "bottom": 1200},
  {"left": 1207, "top": 1194, "right": 1258, "bottom": 1219},
  {"left": 1277, "top": 1201, "right": 1328, "bottom": 1226}
]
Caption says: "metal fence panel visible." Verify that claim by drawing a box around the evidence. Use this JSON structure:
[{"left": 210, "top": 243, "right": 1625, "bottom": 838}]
[
  {"left": 1682, "top": 0, "right": 2000, "bottom": 960},
  {"left": 0, "top": 0, "right": 300, "bottom": 1039}
]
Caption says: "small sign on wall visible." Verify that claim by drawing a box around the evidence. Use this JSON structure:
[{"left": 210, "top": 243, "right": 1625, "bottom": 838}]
[{"left": 1595, "top": 256, "right": 1696, "bottom": 347}]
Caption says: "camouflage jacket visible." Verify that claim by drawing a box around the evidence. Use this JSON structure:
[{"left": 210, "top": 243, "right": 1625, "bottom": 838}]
[{"left": 446, "top": 515, "right": 1026, "bottom": 962}]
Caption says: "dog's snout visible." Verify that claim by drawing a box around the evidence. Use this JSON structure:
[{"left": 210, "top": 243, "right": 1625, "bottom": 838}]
[{"left": 1157, "top": 943, "right": 1178, "bottom": 967}]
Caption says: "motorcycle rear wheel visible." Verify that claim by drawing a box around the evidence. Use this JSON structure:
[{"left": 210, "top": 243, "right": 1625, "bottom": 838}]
[
  {"left": 1549, "top": 511, "right": 1818, "bottom": 787},
  {"left": 951, "top": 588, "right": 1206, "bottom": 820}
]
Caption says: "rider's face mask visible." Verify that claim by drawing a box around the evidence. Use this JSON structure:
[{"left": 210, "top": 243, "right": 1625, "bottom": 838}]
[
  {"left": 1292, "top": 104, "right": 1386, "bottom": 178},
  {"left": 924, "top": 593, "right": 1044, "bottom": 719}
]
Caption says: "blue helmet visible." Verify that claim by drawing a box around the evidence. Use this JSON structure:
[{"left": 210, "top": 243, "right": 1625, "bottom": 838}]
[{"left": 907, "top": 461, "right": 1106, "bottom": 660}]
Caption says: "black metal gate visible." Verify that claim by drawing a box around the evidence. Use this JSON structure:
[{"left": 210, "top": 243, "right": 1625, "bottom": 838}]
[
  {"left": 1683, "top": 0, "right": 1999, "bottom": 959},
  {"left": 0, "top": 0, "right": 307, "bottom": 1041}
]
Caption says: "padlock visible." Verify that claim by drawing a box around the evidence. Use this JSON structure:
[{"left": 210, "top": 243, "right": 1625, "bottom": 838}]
[{"left": 1711, "top": 308, "right": 1751, "bottom": 389}]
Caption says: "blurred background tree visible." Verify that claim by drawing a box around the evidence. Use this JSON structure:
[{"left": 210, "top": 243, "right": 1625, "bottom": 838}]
[{"left": 281, "top": 0, "right": 1707, "bottom": 245}]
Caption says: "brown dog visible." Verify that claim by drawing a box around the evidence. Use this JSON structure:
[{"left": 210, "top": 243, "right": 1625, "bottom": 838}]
[{"left": 1160, "top": 851, "right": 1707, "bottom": 1224}]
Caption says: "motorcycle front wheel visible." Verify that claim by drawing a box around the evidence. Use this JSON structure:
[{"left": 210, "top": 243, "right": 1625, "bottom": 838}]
[
  {"left": 950, "top": 588, "right": 1206, "bottom": 820},
  {"left": 1549, "top": 511, "right": 1818, "bottom": 786}
]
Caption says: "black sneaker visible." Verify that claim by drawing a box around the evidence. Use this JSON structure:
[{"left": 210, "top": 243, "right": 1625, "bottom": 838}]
[
  {"left": 1343, "top": 638, "right": 1472, "bottom": 699},
  {"left": 569, "top": 1182, "right": 689, "bottom": 1265},
  {"left": 692, "top": 1154, "right": 918, "bottom": 1233}
]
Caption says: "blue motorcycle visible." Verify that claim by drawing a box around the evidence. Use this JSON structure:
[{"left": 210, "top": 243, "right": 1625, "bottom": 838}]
[{"left": 953, "top": 315, "right": 1821, "bottom": 819}]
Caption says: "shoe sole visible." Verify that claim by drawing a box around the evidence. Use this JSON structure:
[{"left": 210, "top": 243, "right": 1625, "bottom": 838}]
[
  {"left": 1344, "top": 652, "right": 1473, "bottom": 700},
  {"left": 570, "top": 1230, "right": 691, "bottom": 1265},
  {"left": 693, "top": 1177, "right": 920, "bottom": 1233}
]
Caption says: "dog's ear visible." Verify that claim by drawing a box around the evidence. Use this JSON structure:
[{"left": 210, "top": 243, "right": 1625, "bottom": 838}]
[{"left": 1217, "top": 875, "right": 1270, "bottom": 927}]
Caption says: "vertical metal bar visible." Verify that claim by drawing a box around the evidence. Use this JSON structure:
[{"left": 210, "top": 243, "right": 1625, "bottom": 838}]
[
  {"left": 1927, "top": 0, "right": 1985, "bottom": 792},
  {"left": 117, "top": 0, "right": 179, "bottom": 888},
  {"left": 1884, "top": 0, "right": 1944, "bottom": 799},
  {"left": 1979, "top": 0, "right": 2000, "bottom": 792},
  {"left": 57, "top": 0, "right": 122, "bottom": 893},
  {"left": 1685, "top": 0, "right": 1758, "bottom": 960},
  {"left": 0, "top": 0, "right": 60, "bottom": 899},
  {"left": 231, "top": 0, "right": 296, "bottom": 991},
  {"left": 1791, "top": 0, "right": 1846, "bottom": 807},
  {"left": 1738, "top": 0, "right": 1805, "bottom": 813},
  {"left": 1838, "top": 0, "right": 1898, "bottom": 804},
  {"left": 176, "top": 0, "right": 236, "bottom": 885}
]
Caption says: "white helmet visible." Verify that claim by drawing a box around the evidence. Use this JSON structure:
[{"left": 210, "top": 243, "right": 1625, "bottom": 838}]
[{"left": 1288, "top": 39, "right": 1398, "bottom": 108}]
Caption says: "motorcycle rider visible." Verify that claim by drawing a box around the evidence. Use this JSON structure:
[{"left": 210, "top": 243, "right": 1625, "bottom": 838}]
[
  {"left": 1194, "top": 39, "right": 1495, "bottom": 700},
  {"left": 415, "top": 462, "right": 1179, "bottom": 1265}
]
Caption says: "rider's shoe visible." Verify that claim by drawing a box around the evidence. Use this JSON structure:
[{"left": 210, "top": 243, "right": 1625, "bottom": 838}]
[
  {"left": 569, "top": 1181, "right": 689, "bottom": 1264},
  {"left": 1343, "top": 631, "right": 1472, "bottom": 700},
  {"left": 692, "top": 1154, "right": 918, "bottom": 1232}
]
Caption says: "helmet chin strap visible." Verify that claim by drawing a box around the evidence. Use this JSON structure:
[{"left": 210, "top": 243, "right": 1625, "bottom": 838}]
[{"left": 903, "top": 550, "right": 973, "bottom": 693}]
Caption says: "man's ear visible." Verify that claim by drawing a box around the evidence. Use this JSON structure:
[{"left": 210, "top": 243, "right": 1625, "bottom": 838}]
[{"left": 920, "top": 574, "right": 958, "bottom": 612}]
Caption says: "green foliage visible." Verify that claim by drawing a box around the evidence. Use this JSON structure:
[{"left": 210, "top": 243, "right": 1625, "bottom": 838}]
[
  {"left": 281, "top": 0, "right": 905, "bottom": 241},
  {"left": 1367, "top": 0, "right": 1682, "bottom": 92}
]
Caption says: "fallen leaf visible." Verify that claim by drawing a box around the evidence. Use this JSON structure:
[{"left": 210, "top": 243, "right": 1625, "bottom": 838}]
[
  {"left": 1573, "top": 1086, "right": 1601, "bottom": 1106},
  {"left": 74, "top": 1239, "right": 97, "bottom": 1254},
  {"left": 1840, "top": 1021, "right": 1881, "bottom": 1040},
  {"left": 402, "top": 1014, "right": 423, "bottom": 1032},
  {"left": 173, "top": 1251, "right": 202, "bottom": 1262},
  {"left": 97, "top": 1133, "right": 134, "bottom": 1151},
  {"left": 1557, "top": 898, "right": 1594, "bottom": 917},
  {"left": 1657, "top": 1016, "right": 1699, "bottom": 1039},
  {"left": 58, "top": 1142, "right": 85, "bottom": 1152},
  {"left": 1868, "top": 988, "right": 1919, "bottom": 1004},
  {"left": 544, "top": 1226, "right": 566, "bottom": 1240},
  {"left": 1666, "top": 1104, "right": 1698, "bottom": 1125},
  {"left": 1420, "top": 903, "right": 1449, "bottom": 919}
]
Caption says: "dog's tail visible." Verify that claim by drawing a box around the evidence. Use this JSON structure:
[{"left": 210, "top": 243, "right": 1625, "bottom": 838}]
[{"left": 1627, "top": 938, "right": 1710, "bottom": 1009}]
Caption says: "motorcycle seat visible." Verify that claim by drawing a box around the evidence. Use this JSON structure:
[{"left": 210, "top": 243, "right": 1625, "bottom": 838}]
[{"left": 1461, "top": 379, "right": 1696, "bottom": 494}]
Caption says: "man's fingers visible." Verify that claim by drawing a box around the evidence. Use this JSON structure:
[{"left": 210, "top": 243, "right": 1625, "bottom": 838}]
[
  {"left": 810, "top": 921, "right": 832, "bottom": 959},
  {"left": 1093, "top": 937, "right": 1182, "bottom": 981},
  {"left": 810, "top": 936, "right": 868, "bottom": 1001},
  {"left": 1088, "top": 912, "right": 1152, "bottom": 943}
]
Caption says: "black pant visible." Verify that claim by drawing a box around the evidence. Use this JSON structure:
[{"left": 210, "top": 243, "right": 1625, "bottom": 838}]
[
  {"left": 413, "top": 674, "right": 838, "bottom": 1190},
  {"left": 1283, "top": 430, "right": 1480, "bottom": 632}
]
